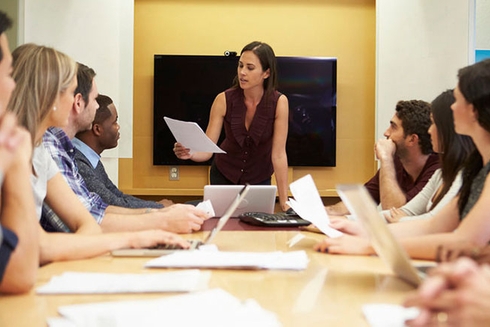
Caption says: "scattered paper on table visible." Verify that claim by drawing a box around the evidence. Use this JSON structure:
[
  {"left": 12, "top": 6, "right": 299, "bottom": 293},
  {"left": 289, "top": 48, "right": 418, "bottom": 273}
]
[
  {"left": 48, "top": 288, "right": 282, "bottom": 327},
  {"left": 145, "top": 250, "right": 308, "bottom": 270},
  {"left": 37, "top": 270, "right": 209, "bottom": 294},
  {"left": 362, "top": 304, "right": 420, "bottom": 327},
  {"left": 47, "top": 318, "right": 76, "bottom": 327}
]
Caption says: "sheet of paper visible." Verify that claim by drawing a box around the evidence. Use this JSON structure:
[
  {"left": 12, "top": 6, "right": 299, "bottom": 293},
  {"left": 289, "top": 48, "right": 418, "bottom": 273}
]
[
  {"left": 362, "top": 304, "right": 420, "bottom": 327},
  {"left": 196, "top": 199, "right": 215, "bottom": 217},
  {"left": 47, "top": 318, "right": 76, "bottom": 327},
  {"left": 49, "top": 289, "right": 281, "bottom": 327},
  {"left": 37, "top": 270, "right": 209, "bottom": 294},
  {"left": 145, "top": 250, "right": 308, "bottom": 270},
  {"left": 164, "top": 116, "right": 226, "bottom": 153},
  {"left": 288, "top": 174, "right": 343, "bottom": 238}
]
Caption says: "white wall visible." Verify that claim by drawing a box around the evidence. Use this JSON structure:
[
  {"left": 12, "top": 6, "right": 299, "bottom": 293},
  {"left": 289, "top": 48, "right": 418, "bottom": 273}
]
[
  {"left": 476, "top": 0, "right": 490, "bottom": 49},
  {"left": 19, "top": 0, "right": 134, "bottom": 184},
  {"left": 376, "top": 0, "right": 475, "bottom": 140},
  {"left": 11, "top": 1, "right": 480, "bottom": 184}
]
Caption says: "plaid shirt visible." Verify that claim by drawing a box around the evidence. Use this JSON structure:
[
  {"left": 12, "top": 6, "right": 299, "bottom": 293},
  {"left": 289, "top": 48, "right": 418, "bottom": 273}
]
[{"left": 40, "top": 127, "right": 108, "bottom": 232}]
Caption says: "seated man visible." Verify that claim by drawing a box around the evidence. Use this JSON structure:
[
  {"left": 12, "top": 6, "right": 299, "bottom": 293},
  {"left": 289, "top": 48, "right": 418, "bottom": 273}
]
[
  {"left": 73, "top": 94, "right": 169, "bottom": 209},
  {"left": 42, "top": 63, "right": 208, "bottom": 234},
  {"left": 327, "top": 100, "right": 440, "bottom": 215}
]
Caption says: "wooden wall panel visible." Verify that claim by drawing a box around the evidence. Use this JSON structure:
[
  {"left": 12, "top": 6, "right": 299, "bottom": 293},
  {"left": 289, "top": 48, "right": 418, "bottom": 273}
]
[{"left": 121, "top": 0, "right": 376, "bottom": 197}]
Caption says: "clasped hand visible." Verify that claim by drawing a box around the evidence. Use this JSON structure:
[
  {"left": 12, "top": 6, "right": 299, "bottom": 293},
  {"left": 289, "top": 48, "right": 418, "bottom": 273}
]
[
  {"left": 375, "top": 138, "right": 396, "bottom": 161},
  {"left": 404, "top": 257, "right": 490, "bottom": 327}
]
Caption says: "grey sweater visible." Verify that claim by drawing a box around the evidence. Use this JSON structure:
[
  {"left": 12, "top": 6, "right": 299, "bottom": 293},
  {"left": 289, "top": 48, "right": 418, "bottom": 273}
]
[{"left": 74, "top": 149, "right": 163, "bottom": 209}]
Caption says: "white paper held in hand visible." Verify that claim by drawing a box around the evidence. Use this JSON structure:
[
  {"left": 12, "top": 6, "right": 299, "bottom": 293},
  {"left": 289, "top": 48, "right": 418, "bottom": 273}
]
[
  {"left": 196, "top": 199, "right": 215, "bottom": 217},
  {"left": 164, "top": 117, "right": 226, "bottom": 154},
  {"left": 287, "top": 174, "right": 343, "bottom": 238}
]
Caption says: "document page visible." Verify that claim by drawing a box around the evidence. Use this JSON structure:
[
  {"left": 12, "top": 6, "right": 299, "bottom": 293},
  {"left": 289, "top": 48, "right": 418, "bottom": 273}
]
[
  {"left": 362, "top": 304, "right": 420, "bottom": 327},
  {"left": 48, "top": 289, "right": 281, "bottom": 327},
  {"left": 37, "top": 270, "right": 208, "bottom": 294},
  {"left": 145, "top": 250, "right": 308, "bottom": 270},
  {"left": 164, "top": 117, "right": 226, "bottom": 154},
  {"left": 287, "top": 174, "right": 343, "bottom": 238}
]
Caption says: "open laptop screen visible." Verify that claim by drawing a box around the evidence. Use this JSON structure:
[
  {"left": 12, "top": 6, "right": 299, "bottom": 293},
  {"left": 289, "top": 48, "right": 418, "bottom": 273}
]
[
  {"left": 336, "top": 184, "right": 425, "bottom": 286},
  {"left": 204, "top": 185, "right": 276, "bottom": 217}
]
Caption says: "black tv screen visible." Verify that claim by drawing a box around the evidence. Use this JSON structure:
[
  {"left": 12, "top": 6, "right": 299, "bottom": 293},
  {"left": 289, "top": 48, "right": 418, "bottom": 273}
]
[{"left": 153, "top": 54, "right": 337, "bottom": 167}]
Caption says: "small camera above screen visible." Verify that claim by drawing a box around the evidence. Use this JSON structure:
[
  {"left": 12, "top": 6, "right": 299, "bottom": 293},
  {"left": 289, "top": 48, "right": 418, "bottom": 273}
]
[{"left": 224, "top": 50, "right": 237, "bottom": 57}]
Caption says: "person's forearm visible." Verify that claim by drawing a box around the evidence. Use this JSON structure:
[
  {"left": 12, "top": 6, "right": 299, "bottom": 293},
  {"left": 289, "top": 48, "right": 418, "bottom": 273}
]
[
  {"left": 187, "top": 151, "right": 213, "bottom": 162},
  {"left": 400, "top": 233, "right": 472, "bottom": 260},
  {"left": 39, "top": 230, "right": 134, "bottom": 265},
  {"left": 399, "top": 211, "right": 434, "bottom": 222},
  {"left": 120, "top": 194, "right": 163, "bottom": 209},
  {"left": 105, "top": 205, "right": 147, "bottom": 215},
  {"left": 272, "top": 155, "right": 289, "bottom": 210},
  {"left": 393, "top": 198, "right": 460, "bottom": 238},
  {"left": 389, "top": 219, "right": 433, "bottom": 238},
  {"left": 325, "top": 201, "right": 350, "bottom": 216},
  {"left": 379, "top": 157, "right": 406, "bottom": 209},
  {"left": 0, "top": 163, "right": 39, "bottom": 293},
  {"left": 100, "top": 211, "right": 162, "bottom": 232},
  {"left": 85, "top": 177, "right": 163, "bottom": 209}
]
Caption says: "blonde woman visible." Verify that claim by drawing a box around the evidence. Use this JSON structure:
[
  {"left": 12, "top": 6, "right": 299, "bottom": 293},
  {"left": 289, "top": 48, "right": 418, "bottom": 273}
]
[{"left": 8, "top": 43, "right": 189, "bottom": 265}]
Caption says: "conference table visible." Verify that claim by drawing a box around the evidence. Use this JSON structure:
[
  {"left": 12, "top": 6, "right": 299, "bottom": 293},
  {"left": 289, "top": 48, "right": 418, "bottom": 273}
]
[{"left": 0, "top": 218, "right": 428, "bottom": 326}]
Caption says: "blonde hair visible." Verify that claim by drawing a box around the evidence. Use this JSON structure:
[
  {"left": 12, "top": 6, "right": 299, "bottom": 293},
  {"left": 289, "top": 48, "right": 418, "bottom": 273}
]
[{"left": 8, "top": 43, "right": 77, "bottom": 144}]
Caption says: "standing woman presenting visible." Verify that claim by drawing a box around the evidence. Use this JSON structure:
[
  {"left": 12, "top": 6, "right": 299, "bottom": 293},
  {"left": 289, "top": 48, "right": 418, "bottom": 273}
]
[{"left": 174, "top": 41, "right": 290, "bottom": 211}]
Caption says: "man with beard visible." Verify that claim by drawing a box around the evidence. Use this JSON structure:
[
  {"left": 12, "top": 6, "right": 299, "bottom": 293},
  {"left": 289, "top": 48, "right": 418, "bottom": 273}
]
[{"left": 326, "top": 100, "right": 439, "bottom": 215}]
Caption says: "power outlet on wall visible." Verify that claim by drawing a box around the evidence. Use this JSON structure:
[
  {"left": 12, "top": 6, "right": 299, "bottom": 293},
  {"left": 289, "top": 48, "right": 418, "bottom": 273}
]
[{"left": 169, "top": 166, "right": 179, "bottom": 181}]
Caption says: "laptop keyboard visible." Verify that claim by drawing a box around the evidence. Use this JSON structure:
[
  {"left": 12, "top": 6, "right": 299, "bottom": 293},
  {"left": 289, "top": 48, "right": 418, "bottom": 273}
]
[
  {"left": 150, "top": 239, "right": 203, "bottom": 250},
  {"left": 238, "top": 212, "right": 311, "bottom": 227}
]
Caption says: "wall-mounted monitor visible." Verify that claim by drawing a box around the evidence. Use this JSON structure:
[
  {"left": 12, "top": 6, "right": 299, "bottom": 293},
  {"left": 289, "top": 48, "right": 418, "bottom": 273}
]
[{"left": 153, "top": 54, "right": 337, "bottom": 167}]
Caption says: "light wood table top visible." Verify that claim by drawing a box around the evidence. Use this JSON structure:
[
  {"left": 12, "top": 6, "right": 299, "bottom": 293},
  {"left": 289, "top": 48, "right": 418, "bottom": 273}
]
[{"left": 0, "top": 230, "right": 424, "bottom": 326}]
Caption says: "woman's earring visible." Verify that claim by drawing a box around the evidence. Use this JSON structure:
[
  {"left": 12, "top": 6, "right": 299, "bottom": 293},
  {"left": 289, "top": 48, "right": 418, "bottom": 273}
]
[{"left": 53, "top": 106, "right": 57, "bottom": 111}]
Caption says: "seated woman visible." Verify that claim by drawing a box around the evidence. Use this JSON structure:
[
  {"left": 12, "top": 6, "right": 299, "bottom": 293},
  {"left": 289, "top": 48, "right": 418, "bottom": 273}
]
[
  {"left": 8, "top": 43, "right": 189, "bottom": 265},
  {"left": 314, "top": 59, "right": 490, "bottom": 260},
  {"left": 383, "top": 90, "right": 473, "bottom": 223}
]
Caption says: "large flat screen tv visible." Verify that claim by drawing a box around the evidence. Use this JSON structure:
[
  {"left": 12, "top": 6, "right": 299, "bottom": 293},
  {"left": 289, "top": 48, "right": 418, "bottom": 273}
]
[{"left": 153, "top": 54, "right": 337, "bottom": 167}]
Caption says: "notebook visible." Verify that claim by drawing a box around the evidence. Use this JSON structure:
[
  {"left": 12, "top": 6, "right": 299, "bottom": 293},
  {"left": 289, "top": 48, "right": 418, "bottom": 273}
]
[
  {"left": 336, "top": 184, "right": 432, "bottom": 287},
  {"left": 111, "top": 184, "right": 251, "bottom": 257},
  {"left": 203, "top": 185, "right": 277, "bottom": 217}
]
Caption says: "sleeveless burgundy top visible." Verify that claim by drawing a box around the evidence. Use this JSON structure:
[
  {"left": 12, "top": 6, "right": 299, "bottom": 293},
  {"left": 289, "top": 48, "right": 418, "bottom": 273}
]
[{"left": 214, "top": 87, "right": 280, "bottom": 184}]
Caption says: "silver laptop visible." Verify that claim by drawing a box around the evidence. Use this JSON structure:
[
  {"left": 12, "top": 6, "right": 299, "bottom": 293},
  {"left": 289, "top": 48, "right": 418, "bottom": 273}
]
[
  {"left": 112, "top": 184, "right": 251, "bottom": 257},
  {"left": 203, "top": 185, "right": 277, "bottom": 217},
  {"left": 336, "top": 184, "right": 431, "bottom": 286}
]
